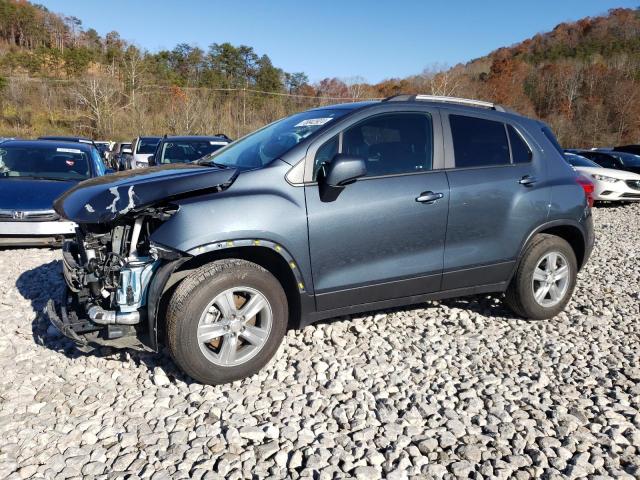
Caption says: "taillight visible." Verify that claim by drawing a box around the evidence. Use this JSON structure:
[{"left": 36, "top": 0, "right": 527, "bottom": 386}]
[{"left": 576, "top": 174, "right": 595, "bottom": 208}]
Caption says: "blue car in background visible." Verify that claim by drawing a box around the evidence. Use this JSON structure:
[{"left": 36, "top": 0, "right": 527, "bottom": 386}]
[{"left": 0, "top": 140, "right": 112, "bottom": 246}]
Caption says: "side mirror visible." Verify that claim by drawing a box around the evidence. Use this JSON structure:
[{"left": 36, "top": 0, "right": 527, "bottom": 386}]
[
  {"left": 148, "top": 155, "right": 155, "bottom": 166},
  {"left": 324, "top": 154, "right": 367, "bottom": 187}
]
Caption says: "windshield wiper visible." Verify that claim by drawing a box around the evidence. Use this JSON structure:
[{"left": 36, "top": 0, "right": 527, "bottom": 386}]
[{"left": 195, "top": 158, "right": 228, "bottom": 168}]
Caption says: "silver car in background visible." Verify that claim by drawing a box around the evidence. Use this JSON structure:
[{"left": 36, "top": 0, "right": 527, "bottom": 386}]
[
  {"left": 564, "top": 152, "right": 640, "bottom": 202},
  {"left": 130, "top": 136, "right": 161, "bottom": 169}
]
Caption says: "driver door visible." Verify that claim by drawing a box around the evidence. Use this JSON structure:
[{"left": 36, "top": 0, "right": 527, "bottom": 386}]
[{"left": 304, "top": 110, "right": 449, "bottom": 311}]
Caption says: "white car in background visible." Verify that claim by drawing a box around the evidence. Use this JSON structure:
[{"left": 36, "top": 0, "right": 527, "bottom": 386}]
[
  {"left": 130, "top": 136, "right": 161, "bottom": 169},
  {"left": 564, "top": 152, "right": 640, "bottom": 202}
]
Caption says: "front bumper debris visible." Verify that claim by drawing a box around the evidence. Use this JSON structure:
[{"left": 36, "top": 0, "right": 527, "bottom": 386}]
[{"left": 46, "top": 287, "right": 148, "bottom": 351}]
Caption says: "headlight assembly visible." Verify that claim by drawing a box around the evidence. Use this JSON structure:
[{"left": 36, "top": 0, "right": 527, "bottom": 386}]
[{"left": 591, "top": 174, "right": 621, "bottom": 183}]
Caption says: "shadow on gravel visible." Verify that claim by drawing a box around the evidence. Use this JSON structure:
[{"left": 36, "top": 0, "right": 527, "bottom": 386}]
[
  {"left": 312, "top": 293, "right": 519, "bottom": 329},
  {"left": 16, "top": 260, "right": 190, "bottom": 384},
  {"left": 593, "top": 201, "right": 635, "bottom": 209}
]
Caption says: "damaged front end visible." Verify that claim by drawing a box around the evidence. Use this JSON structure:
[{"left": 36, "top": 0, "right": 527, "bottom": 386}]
[
  {"left": 47, "top": 164, "right": 238, "bottom": 350},
  {"left": 48, "top": 208, "right": 180, "bottom": 350}
]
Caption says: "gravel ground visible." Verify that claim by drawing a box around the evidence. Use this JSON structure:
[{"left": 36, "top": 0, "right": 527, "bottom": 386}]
[{"left": 1, "top": 204, "right": 639, "bottom": 480}]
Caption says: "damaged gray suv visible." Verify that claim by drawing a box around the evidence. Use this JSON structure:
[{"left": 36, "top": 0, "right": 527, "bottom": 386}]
[{"left": 50, "top": 95, "right": 595, "bottom": 384}]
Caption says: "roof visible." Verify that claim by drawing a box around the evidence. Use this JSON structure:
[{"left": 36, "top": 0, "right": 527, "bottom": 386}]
[
  {"left": 2, "top": 139, "right": 95, "bottom": 152},
  {"left": 160, "top": 135, "right": 231, "bottom": 142},
  {"left": 308, "top": 96, "right": 527, "bottom": 120},
  {"left": 38, "top": 136, "right": 93, "bottom": 143},
  {"left": 309, "top": 101, "right": 378, "bottom": 112}
]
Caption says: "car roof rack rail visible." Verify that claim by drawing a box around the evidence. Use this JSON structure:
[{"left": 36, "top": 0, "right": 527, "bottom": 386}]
[{"left": 383, "top": 94, "right": 507, "bottom": 112}]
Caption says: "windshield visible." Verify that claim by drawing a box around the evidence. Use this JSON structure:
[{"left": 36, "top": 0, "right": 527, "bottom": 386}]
[
  {"left": 200, "top": 108, "right": 350, "bottom": 168},
  {"left": 159, "top": 140, "right": 228, "bottom": 164},
  {"left": 564, "top": 153, "right": 600, "bottom": 168},
  {"left": 136, "top": 138, "right": 160, "bottom": 154},
  {"left": 0, "top": 146, "right": 90, "bottom": 180}
]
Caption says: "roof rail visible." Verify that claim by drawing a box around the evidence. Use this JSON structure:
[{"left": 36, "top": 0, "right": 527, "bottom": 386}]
[{"left": 383, "top": 94, "right": 507, "bottom": 112}]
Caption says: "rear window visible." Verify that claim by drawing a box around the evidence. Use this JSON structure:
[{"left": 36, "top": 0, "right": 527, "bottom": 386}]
[
  {"left": 136, "top": 138, "right": 160, "bottom": 154},
  {"left": 564, "top": 153, "right": 599, "bottom": 168},
  {"left": 450, "top": 115, "right": 510, "bottom": 168}
]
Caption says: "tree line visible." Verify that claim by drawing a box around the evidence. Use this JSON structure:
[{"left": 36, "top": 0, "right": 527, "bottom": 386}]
[{"left": 0, "top": 1, "right": 638, "bottom": 147}]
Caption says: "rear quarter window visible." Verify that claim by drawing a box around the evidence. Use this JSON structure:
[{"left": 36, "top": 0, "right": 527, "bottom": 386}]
[
  {"left": 450, "top": 115, "right": 510, "bottom": 168},
  {"left": 507, "top": 125, "right": 532, "bottom": 163}
]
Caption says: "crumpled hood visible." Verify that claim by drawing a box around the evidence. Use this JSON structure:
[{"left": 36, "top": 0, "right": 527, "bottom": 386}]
[
  {"left": 54, "top": 163, "right": 238, "bottom": 223},
  {"left": 0, "top": 178, "right": 77, "bottom": 212}
]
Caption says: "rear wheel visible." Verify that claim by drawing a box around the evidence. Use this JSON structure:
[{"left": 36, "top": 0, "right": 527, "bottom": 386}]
[
  {"left": 505, "top": 234, "right": 577, "bottom": 319},
  {"left": 166, "top": 259, "right": 288, "bottom": 385}
]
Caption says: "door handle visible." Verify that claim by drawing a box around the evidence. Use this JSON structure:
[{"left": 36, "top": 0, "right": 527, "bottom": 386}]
[
  {"left": 519, "top": 175, "right": 537, "bottom": 186},
  {"left": 416, "top": 191, "right": 444, "bottom": 204}
]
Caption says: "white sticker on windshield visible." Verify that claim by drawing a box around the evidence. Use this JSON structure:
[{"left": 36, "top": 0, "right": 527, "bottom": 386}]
[
  {"left": 57, "top": 148, "right": 82, "bottom": 154},
  {"left": 295, "top": 118, "right": 334, "bottom": 127},
  {"left": 209, "top": 141, "right": 228, "bottom": 145}
]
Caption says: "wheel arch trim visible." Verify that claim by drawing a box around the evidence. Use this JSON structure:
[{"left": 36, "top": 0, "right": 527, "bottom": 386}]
[
  {"left": 514, "top": 219, "right": 589, "bottom": 276},
  {"left": 146, "top": 239, "right": 308, "bottom": 352},
  {"left": 185, "top": 239, "right": 307, "bottom": 292}
]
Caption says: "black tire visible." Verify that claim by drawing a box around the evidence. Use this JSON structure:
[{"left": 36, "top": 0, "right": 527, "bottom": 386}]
[
  {"left": 505, "top": 234, "right": 577, "bottom": 320},
  {"left": 166, "top": 259, "right": 288, "bottom": 385}
]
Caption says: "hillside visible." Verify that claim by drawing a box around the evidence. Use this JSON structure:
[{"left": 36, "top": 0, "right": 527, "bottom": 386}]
[{"left": 0, "top": 1, "right": 638, "bottom": 146}]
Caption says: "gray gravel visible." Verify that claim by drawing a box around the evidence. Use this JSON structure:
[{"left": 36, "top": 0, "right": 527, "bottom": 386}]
[{"left": 1, "top": 203, "right": 639, "bottom": 479}]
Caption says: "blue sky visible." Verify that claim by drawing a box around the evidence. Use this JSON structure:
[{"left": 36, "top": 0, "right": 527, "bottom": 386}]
[{"left": 40, "top": 0, "right": 638, "bottom": 83}]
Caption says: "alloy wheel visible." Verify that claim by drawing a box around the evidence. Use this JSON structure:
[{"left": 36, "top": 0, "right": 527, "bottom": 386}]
[
  {"left": 531, "top": 251, "right": 571, "bottom": 307},
  {"left": 197, "top": 286, "right": 273, "bottom": 367}
]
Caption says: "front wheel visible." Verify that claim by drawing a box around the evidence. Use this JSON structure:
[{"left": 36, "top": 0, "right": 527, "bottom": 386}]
[
  {"left": 505, "top": 234, "right": 578, "bottom": 320},
  {"left": 166, "top": 259, "right": 288, "bottom": 385}
]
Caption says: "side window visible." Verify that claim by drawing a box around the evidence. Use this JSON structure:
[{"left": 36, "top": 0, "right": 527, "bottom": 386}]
[
  {"left": 342, "top": 113, "right": 433, "bottom": 177},
  {"left": 450, "top": 115, "right": 510, "bottom": 168},
  {"left": 507, "top": 125, "right": 532, "bottom": 163},
  {"left": 595, "top": 155, "right": 616, "bottom": 169}
]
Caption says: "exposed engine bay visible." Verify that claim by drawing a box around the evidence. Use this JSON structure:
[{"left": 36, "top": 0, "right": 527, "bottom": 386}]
[{"left": 54, "top": 207, "right": 178, "bottom": 348}]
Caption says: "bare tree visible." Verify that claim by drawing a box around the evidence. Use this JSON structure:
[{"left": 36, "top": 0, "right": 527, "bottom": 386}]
[
  {"left": 165, "top": 88, "right": 208, "bottom": 135},
  {"left": 121, "top": 46, "right": 146, "bottom": 109},
  {"left": 344, "top": 76, "right": 367, "bottom": 100},
  {"left": 73, "top": 78, "right": 123, "bottom": 137},
  {"left": 421, "top": 63, "right": 460, "bottom": 96},
  {"left": 556, "top": 61, "right": 583, "bottom": 118}
]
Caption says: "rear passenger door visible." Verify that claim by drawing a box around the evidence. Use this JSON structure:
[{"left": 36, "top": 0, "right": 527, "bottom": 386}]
[
  {"left": 305, "top": 109, "right": 450, "bottom": 311},
  {"left": 442, "top": 112, "right": 550, "bottom": 290}
]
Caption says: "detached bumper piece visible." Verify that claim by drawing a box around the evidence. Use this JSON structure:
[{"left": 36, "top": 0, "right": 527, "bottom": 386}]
[{"left": 47, "top": 288, "right": 144, "bottom": 352}]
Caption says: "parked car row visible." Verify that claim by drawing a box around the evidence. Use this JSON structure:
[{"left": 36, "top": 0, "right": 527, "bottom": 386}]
[
  {"left": 101, "top": 134, "right": 232, "bottom": 171},
  {"left": 0, "top": 134, "right": 232, "bottom": 246},
  {"left": 0, "top": 139, "right": 111, "bottom": 246},
  {"left": 564, "top": 147, "right": 640, "bottom": 203}
]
